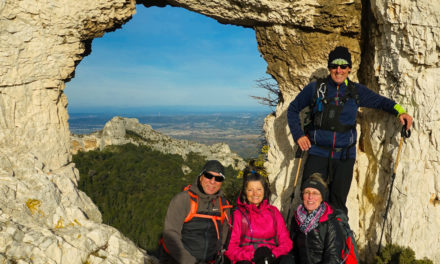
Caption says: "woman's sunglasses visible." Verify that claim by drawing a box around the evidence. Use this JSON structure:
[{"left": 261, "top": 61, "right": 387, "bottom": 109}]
[
  {"left": 203, "top": 171, "right": 225, "bottom": 182},
  {"left": 329, "top": 64, "right": 349, "bottom": 70}
]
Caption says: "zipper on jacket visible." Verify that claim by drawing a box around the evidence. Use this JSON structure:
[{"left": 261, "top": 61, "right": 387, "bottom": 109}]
[
  {"left": 331, "top": 85, "right": 339, "bottom": 159},
  {"left": 305, "top": 234, "right": 313, "bottom": 264},
  {"left": 203, "top": 221, "right": 209, "bottom": 260},
  {"left": 203, "top": 198, "right": 216, "bottom": 260}
]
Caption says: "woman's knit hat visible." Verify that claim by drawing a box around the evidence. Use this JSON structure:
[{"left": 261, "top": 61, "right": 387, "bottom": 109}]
[
  {"left": 328, "top": 46, "right": 352, "bottom": 68},
  {"left": 301, "top": 174, "right": 328, "bottom": 199}
]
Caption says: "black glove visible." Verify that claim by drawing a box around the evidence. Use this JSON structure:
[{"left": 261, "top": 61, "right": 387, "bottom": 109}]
[{"left": 253, "top": 246, "right": 274, "bottom": 264}]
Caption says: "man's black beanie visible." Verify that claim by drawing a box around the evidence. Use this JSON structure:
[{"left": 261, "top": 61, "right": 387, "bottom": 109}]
[{"left": 328, "top": 46, "right": 352, "bottom": 68}]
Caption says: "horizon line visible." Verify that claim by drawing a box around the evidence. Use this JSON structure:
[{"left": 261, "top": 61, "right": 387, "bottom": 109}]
[{"left": 68, "top": 105, "right": 272, "bottom": 113}]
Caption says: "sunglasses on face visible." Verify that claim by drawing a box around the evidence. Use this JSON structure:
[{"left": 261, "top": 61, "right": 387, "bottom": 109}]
[
  {"left": 203, "top": 171, "right": 225, "bottom": 182},
  {"left": 329, "top": 64, "right": 349, "bottom": 70}
]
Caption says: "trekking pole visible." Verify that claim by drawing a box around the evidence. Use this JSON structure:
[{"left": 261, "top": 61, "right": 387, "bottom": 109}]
[
  {"left": 293, "top": 147, "right": 304, "bottom": 188},
  {"left": 286, "top": 147, "right": 305, "bottom": 222},
  {"left": 377, "top": 121, "right": 411, "bottom": 255}
]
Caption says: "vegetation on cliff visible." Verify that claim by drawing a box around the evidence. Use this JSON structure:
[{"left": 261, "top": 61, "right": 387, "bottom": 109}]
[
  {"left": 375, "top": 244, "right": 433, "bottom": 264},
  {"left": 73, "top": 143, "right": 241, "bottom": 252}
]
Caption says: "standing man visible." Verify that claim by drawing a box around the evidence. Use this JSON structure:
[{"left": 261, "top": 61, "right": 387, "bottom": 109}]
[
  {"left": 287, "top": 46, "right": 413, "bottom": 215},
  {"left": 162, "top": 160, "right": 232, "bottom": 263}
]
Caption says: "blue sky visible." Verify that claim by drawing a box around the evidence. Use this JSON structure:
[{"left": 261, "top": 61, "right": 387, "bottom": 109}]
[{"left": 65, "top": 5, "right": 271, "bottom": 112}]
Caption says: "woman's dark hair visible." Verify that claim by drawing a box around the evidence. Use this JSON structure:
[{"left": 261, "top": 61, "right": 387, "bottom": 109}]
[{"left": 239, "top": 167, "right": 271, "bottom": 204}]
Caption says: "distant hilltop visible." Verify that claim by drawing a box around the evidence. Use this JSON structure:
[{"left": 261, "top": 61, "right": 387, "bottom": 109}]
[{"left": 71, "top": 116, "right": 246, "bottom": 171}]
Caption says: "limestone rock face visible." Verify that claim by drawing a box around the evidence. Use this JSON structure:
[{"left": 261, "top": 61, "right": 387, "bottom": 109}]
[
  {"left": 0, "top": 0, "right": 154, "bottom": 262},
  {"left": 71, "top": 116, "right": 246, "bottom": 171},
  {"left": 1, "top": 0, "right": 439, "bottom": 263}
]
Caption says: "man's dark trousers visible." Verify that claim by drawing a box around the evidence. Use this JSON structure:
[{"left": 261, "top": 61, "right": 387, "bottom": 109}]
[{"left": 302, "top": 154, "right": 355, "bottom": 215}]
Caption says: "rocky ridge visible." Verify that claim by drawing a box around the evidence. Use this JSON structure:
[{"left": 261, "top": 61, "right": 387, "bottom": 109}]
[
  {"left": 71, "top": 116, "right": 246, "bottom": 171},
  {"left": 0, "top": 0, "right": 439, "bottom": 263}
]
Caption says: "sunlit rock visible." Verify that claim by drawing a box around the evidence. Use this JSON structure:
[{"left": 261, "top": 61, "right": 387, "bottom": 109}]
[
  {"left": 0, "top": 0, "right": 438, "bottom": 262},
  {"left": 71, "top": 116, "right": 246, "bottom": 170}
]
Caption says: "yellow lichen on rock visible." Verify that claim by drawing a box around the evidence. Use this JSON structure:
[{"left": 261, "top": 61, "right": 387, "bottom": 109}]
[
  {"left": 26, "top": 199, "right": 44, "bottom": 216},
  {"left": 55, "top": 217, "right": 64, "bottom": 229}
]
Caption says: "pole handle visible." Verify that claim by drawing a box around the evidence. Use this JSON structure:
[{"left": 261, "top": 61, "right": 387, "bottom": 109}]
[
  {"left": 401, "top": 121, "right": 411, "bottom": 138},
  {"left": 295, "top": 146, "right": 303, "bottom": 158},
  {"left": 293, "top": 156, "right": 303, "bottom": 188}
]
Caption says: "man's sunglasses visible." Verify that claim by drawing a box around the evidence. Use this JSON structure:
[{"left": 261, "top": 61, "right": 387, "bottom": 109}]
[
  {"left": 203, "top": 171, "right": 225, "bottom": 182},
  {"left": 329, "top": 64, "right": 349, "bottom": 70}
]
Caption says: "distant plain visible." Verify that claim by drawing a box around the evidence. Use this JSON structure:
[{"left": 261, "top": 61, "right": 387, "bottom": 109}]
[{"left": 68, "top": 108, "right": 269, "bottom": 159}]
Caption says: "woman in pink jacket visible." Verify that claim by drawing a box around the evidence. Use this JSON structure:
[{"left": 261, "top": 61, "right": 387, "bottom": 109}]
[{"left": 225, "top": 168, "right": 294, "bottom": 264}]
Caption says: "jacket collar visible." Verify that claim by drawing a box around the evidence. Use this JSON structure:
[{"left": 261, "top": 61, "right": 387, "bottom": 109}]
[
  {"left": 318, "top": 202, "right": 333, "bottom": 222},
  {"left": 327, "top": 75, "right": 350, "bottom": 88}
]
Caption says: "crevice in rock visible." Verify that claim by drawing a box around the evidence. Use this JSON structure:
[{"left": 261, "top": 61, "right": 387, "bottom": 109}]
[
  {"left": 138, "top": 0, "right": 169, "bottom": 8},
  {"left": 430, "top": 194, "right": 440, "bottom": 206},
  {"left": 359, "top": 0, "right": 376, "bottom": 86},
  {"left": 358, "top": 0, "right": 383, "bottom": 261}
]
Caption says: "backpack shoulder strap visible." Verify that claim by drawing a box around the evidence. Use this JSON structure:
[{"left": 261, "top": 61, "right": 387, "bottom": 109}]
[
  {"left": 222, "top": 207, "right": 236, "bottom": 251},
  {"left": 346, "top": 80, "right": 359, "bottom": 105},
  {"left": 219, "top": 196, "right": 233, "bottom": 224},
  {"left": 312, "top": 78, "right": 328, "bottom": 105},
  {"left": 237, "top": 208, "right": 251, "bottom": 244},
  {"left": 183, "top": 185, "right": 198, "bottom": 223}
]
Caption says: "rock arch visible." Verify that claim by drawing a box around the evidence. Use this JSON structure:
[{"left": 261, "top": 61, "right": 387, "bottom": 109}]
[{"left": 0, "top": 0, "right": 439, "bottom": 262}]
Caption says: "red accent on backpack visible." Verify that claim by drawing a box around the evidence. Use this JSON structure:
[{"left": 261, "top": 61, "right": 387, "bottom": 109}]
[{"left": 337, "top": 217, "right": 359, "bottom": 264}]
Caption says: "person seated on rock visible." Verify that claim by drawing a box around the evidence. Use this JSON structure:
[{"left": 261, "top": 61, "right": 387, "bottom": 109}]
[
  {"left": 161, "top": 160, "right": 232, "bottom": 264},
  {"left": 290, "top": 173, "right": 343, "bottom": 264},
  {"left": 225, "top": 167, "right": 294, "bottom": 264}
]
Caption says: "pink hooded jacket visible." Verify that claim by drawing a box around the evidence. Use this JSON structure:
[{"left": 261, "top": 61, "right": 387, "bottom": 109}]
[{"left": 225, "top": 198, "right": 293, "bottom": 263}]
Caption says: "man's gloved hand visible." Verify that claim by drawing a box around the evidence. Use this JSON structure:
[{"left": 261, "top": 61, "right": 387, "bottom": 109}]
[{"left": 253, "top": 246, "right": 274, "bottom": 264}]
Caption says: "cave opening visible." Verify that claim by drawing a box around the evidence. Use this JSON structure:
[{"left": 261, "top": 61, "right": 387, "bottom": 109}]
[
  {"left": 65, "top": 4, "right": 273, "bottom": 252},
  {"left": 66, "top": 4, "right": 272, "bottom": 158}
]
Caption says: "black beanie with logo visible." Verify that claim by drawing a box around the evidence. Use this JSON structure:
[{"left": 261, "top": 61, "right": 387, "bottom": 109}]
[{"left": 328, "top": 46, "right": 352, "bottom": 68}]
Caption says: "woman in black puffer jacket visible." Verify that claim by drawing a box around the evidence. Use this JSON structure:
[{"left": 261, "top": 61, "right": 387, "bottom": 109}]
[{"left": 290, "top": 173, "right": 343, "bottom": 264}]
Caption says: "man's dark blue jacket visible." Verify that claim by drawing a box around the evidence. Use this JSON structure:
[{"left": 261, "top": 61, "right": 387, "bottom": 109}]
[{"left": 287, "top": 76, "right": 398, "bottom": 159}]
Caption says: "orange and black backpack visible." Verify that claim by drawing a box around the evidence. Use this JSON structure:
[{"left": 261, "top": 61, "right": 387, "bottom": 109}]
[
  {"left": 160, "top": 185, "right": 232, "bottom": 262},
  {"left": 182, "top": 185, "right": 232, "bottom": 239}
]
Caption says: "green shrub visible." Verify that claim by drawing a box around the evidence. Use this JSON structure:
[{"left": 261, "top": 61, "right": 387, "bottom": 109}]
[{"left": 375, "top": 244, "right": 433, "bottom": 264}]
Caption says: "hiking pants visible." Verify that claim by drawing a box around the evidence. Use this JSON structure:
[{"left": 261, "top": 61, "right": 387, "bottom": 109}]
[{"left": 302, "top": 154, "right": 355, "bottom": 215}]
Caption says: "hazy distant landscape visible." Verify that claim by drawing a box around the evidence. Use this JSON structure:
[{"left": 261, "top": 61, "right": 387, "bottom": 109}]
[{"left": 68, "top": 108, "right": 269, "bottom": 158}]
